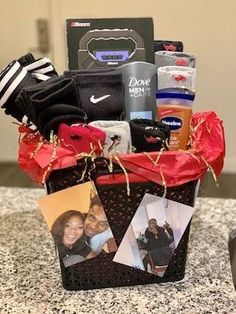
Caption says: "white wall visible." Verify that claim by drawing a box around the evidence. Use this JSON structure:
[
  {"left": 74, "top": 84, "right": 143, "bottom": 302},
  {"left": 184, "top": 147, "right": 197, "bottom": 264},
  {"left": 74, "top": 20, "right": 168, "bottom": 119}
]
[
  {"left": 0, "top": 0, "right": 51, "bottom": 162},
  {"left": 0, "top": 0, "right": 235, "bottom": 172}
]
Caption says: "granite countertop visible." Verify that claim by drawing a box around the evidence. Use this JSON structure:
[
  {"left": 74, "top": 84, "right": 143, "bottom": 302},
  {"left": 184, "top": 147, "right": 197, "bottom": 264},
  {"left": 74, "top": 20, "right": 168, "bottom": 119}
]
[{"left": 0, "top": 187, "right": 236, "bottom": 314}]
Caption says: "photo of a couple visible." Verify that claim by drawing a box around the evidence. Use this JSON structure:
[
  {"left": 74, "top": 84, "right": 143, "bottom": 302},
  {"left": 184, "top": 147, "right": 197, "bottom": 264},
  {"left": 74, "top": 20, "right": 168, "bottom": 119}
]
[{"left": 38, "top": 182, "right": 117, "bottom": 267}]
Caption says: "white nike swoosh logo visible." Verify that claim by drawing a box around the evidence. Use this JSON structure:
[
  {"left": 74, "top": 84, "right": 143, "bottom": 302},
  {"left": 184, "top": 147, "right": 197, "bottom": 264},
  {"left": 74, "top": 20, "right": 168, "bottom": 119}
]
[{"left": 90, "top": 94, "right": 111, "bottom": 104}]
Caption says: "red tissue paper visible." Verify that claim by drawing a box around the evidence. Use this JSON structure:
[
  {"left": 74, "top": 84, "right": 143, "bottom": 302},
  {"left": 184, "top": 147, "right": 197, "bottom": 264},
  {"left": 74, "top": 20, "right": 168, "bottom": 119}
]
[
  {"left": 18, "top": 111, "right": 225, "bottom": 186},
  {"left": 118, "top": 111, "right": 225, "bottom": 186}
]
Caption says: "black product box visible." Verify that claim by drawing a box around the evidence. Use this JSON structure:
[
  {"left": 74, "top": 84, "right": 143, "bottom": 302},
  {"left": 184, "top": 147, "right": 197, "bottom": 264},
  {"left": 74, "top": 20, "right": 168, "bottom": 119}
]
[{"left": 66, "top": 18, "right": 154, "bottom": 70}]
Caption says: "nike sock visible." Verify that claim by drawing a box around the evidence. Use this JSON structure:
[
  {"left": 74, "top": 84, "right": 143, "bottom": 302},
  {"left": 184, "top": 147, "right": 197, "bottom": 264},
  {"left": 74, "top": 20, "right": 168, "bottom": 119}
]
[
  {"left": 154, "top": 40, "right": 184, "bottom": 52},
  {"left": 89, "top": 120, "right": 131, "bottom": 154},
  {"left": 155, "top": 51, "right": 196, "bottom": 68},
  {"left": 129, "top": 119, "right": 170, "bottom": 153},
  {"left": 75, "top": 73, "right": 124, "bottom": 122},
  {"left": 58, "top": 123, "right": 106, "bottom": 155}
]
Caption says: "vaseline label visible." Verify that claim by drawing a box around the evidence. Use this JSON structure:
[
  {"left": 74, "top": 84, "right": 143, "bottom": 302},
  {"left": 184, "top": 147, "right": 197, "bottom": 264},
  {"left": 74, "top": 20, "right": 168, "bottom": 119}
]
[{"left": 161, "top": 117, "right": 182, "bottom": 130}]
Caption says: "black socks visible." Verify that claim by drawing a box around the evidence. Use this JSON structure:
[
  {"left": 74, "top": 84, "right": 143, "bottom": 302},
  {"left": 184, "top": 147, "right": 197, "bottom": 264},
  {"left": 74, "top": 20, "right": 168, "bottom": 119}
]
[
  {"left": 130, "top": 119, "right": 170, "bottom": 153},
  {"left": 154, "top": 40, "right": 184, "bottom": 52},
  {"left": 43, "top": 112, "right": 87, "bottom": 141},
  {"left": 38, "top": 103, "right": 87, "bottom": 140}
]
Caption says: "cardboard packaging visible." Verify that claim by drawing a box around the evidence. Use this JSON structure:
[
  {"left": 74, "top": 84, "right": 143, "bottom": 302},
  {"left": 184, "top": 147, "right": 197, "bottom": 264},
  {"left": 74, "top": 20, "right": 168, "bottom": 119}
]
[{"left": 66, "top": 18, "right": 154, "bottom": 70}]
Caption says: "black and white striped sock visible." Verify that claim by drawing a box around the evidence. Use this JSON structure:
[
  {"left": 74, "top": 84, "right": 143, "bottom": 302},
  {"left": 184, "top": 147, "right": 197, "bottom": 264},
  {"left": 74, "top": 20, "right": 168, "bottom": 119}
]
[
  {"left": 0, "top": 53, "right": 58, "bottom": 124},
  {"left": 18, "top": 53, "right": 58, "bottom": 81},
  {"left": 0, "top": 60, "right": 37, "bottom": 121},
  {"left": 22, "top": 56, "right": 58, "bottom": 81},
  {"left": 0, "top": 61, "right": 27, "bottom": 107}
]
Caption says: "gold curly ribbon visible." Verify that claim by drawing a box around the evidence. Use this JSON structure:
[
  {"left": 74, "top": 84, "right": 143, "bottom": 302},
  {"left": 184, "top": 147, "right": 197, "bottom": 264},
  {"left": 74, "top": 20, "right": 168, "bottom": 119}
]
[
  {"left": 189, "top": 118, "right": 205, "bottom": 148},
  {"left": 89, "top": 141, "right": 94, "bottom": 153},
  {"left": 102, "top": 154, "right": 113, "bottom": 175},
  {"left": 143, "top": 151, "right": 163, "bottom": 167},
  {"left": 97, "top": 139, "right": 104, "bottom": 154},
  {"left": 87, "top": 161, "right": 96, "bottom": 181},
  {"left": 142, "top": 151, "right": 167, "bottom": 195},
  {"left": 160, "top": 167, "right": 167, "bottom": 198},
  {"left": 197, "top": 154, "right": 219, "bottom": 187},
  {"left": 143, "top": 151, "right": 156, "bottom": 166},
  {"left": 108, "top": 154, "right": 113, "bottom": 173},
  {"left": 77, "top": 156, "right": 88, "bottom": 183},
  {"left": 188, "top": 117, "right": 219, "bottom": 188},
  {"left": 13, "top": 121, "right": 25, "bottom": 145},
  {"left": 29, "top": 136, "right": 44, "bottom": 159},
  {"left": 191, "top": 118, "right": 205, "bottom": 133},
  {"left": 206, "top": 123, "right": 212, "bottom": 135},
  {"left": 60, "top": 138, "right": 78, "bottom": 154},
  {"left": 42, "top": 135, "right": 58, "bottom": 184},
  {"left": 155, "top": 149, "right": 164, "bottom": 165},
  {"left": 114, "top": 155, "right": 130, "bottom": 196},
  {"left": 164, "top": 138, "right": 169, "bottom": 150}
]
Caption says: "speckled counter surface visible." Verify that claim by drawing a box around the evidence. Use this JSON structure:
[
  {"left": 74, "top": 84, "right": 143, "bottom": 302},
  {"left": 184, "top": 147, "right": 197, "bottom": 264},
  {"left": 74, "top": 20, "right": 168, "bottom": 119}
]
[{"left": 0, "top": 187, "right": 236, "bottom": 314}]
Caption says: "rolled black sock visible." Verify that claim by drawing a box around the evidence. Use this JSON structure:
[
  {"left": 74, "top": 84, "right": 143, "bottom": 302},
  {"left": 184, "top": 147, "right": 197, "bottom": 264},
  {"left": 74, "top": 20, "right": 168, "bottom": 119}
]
[
  {"left": 154, "top": 40, "right": 184, "bottom": 52},
  {"left": 43, "top": 113, "right": 86, "bottom": 141},
  {"left": 75, "top": 73, "right": 124, "bottom": 122},
  {"left": 21, "top": 77, "right": 81, "bottom": 126},
  {"left": 38, "top": 104, "right": 87, "bottom": 134},
  {"left": 15, "top": 76, "right": 63, "bottom": 124},
  {"left": 130, "top": 119, "right": 170, "bottom": 153}
]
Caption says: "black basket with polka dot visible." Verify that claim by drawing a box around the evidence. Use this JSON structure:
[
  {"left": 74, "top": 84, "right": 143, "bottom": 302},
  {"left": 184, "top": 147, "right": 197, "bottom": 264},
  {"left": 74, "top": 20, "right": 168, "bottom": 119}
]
[{"left": 46, "top": 157, "right": 197, "bottom": 290}]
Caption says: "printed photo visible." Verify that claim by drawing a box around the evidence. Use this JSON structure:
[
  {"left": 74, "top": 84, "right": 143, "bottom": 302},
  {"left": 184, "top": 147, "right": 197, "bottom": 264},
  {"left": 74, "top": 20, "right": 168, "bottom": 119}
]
[
  {"left": 38, "top": 181, "right": 117, "bottom": 267},
  {"left": 113, "top": 194, "right": 194, "bottom": 277}
]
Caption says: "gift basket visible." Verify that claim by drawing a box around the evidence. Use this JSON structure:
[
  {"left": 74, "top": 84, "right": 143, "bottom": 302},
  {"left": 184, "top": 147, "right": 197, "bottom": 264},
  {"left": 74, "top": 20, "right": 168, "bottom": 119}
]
[{"left": 0, "top": 20, "right": 225, "bottom": 290}]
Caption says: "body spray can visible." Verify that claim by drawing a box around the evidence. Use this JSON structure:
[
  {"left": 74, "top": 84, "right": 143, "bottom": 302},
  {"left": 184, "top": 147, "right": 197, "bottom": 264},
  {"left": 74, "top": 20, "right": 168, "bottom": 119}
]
[{"left": 117, "top": 61, "right": 157, "bottom": 120}]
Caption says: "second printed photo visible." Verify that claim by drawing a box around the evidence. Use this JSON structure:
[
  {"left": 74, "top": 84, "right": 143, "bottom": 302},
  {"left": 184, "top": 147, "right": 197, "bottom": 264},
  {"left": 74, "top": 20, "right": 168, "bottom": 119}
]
[{"left": 113, "top": 194, "right": 194, "bottom": 277}]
